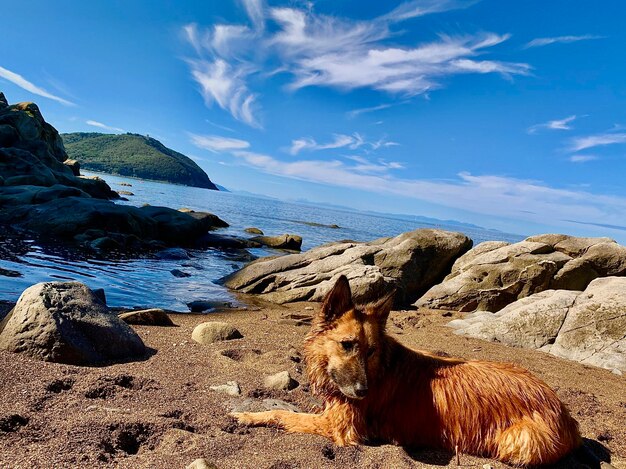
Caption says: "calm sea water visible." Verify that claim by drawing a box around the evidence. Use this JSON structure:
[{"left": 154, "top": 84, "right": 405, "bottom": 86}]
[{"left": 0, "top": 173, "right": 523, "bottom": 310}]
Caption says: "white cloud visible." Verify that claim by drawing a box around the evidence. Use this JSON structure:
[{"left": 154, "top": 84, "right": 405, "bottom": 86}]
[
  {"left": 183, "top": 1, "right": 528, "bottom": 126},
  {"left": 382, "top": 0, "right": 479, "bottom": 22},
  {"left": 524, "top": 35, "right": 604, "bottom": 49},
  {"left": 230, "top": 150, "right": 626, "bottom": 227},
  {"left": 528, "top": 115, "right": 576, "bottom": 134},
  {"left": 86, "top": 120, "right": 124, "bottom": 133},
  {"left": 240, "top": 0, "right": 265, "bottom": 30},
  {"left": 570, "top": 132, "right": 626, "bottom": 152},
  {"left": 347, "top": 103, "right": 394, "bottom": 119},
  {"left": 0, "top": 65, "right": 75, "bottom": 106},
  {"left": 288, "top": 132, "right": 398, "bottom": 155},
  {"left": 569, "top": 154, "right": 598, "bottom": 163},
  {"left": 190, "top": 133, "right": 251, "bottom": 152}
]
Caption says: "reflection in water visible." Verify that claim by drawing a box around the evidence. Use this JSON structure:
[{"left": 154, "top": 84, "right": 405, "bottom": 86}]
[{"left": 0, "top": 172, "right": 523, "bottom": 311}]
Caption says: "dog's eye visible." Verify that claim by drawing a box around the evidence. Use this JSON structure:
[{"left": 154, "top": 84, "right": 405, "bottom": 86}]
[
  {"left": 340, "top": 340, "right": 355, "bottom": 352},
  {"left": 367, "top": 347, "right": 376, "bottom": 358}
]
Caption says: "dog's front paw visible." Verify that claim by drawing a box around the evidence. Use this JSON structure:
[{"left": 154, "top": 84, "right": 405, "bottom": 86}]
[{"left": 230, "top": 411, "right": 256, "bottom": 426}]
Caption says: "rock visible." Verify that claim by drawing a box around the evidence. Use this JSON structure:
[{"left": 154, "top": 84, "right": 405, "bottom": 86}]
[
  {"left": 0, "top": 282, "right": 146, "bottom": 366},
  {"left": 118, "top": 309, "right": 175, "bottom": 326},
  {"left": 209, "top": 381, "right": 241, "bottom": 396},
  {"left": 264, "top": 371, "right": 298, "bottom": 391},
  {"left": 0, "top": 92, "right": 7, "bottom": 109},
  {"left": 63, "top": 158, "right": 80, "bottom": 176},
  {"left": 449, "top": 290, "right": 580, "bottom": 349},
  {"left": 187, "top": 300, "right": 233, "bottom": 313},
  {"left": 416, "top": 234, "right": 626, "bottom": 313},
  {"left": 196, "top": 233, "right": 260, "bottom": 250},
  {"left": 156, "top": 248, "right": 190, "bottom": 260},
  {"left": 118, "top": 190, "right": 134, "bottom": 196},
  {"left": 119, "top": 182, "right": 132, "bottom": 187},
  {"left": 450, "top": 277, "right": 626, "bottom": 373},
  {"left": 250, "top": 234, "right": 303, "bottom": 251},
  {"left": 223, "top": 229, "right": 472, "bottom": 307},
  {"left": 179, "top": 208, "right": 229, "bottom": 230},
  {"left": 261, "top": 399, "right": 300, "bottom": 412},
  {"left": 186, "top": 458, "right": 218, "bottom": 469},
  {"left": 548, "top": 277, "right": 626, "bottom": 372},
  {"left": 191, "top": 322, "right": 242, "bottom": 344},
  {"left": 244, "top": 227, "right": 263, "bottom": 235},
  {"left": 170, "top": 269, "right": 191, "bottom": 278},
  {"left": 92, "top": 288, "right": 107, "bottom": 304}
]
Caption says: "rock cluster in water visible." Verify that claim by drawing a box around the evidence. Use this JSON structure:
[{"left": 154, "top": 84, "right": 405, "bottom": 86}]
[{"left": 0, "top": 93, "right": 228, "bottom": 252}]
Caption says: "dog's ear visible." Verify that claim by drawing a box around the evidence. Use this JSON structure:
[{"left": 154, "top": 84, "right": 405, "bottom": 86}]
[
  {"left": 320, "top": 275, "right": 354, "bottom": 323},
  {"left": 369, "top": 289, "right": 395, "bottom": 327}
]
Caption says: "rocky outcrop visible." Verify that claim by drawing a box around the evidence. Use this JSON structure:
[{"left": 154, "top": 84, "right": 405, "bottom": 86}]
[
  {"left": 0, "top": 95, "right": 228, "bottom": 252},
  {"left": 448, "top": 277, "right": 626, "bottom": 374},
  {"left": 0, "top": 282, "right": 146, "bottom": 366},
  {"left": 416, "top": 234, "right": 626, "bottom": 312},
  {"left": 223, "top": 229, "right": 472, "bottom": 306}
]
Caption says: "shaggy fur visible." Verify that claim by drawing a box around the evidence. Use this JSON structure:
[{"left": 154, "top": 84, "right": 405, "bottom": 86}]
[{"left": 233, "top": 276, "right": 582, "bottom": 466}]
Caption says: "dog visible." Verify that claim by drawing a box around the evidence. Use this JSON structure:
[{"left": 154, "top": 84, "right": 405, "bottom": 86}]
[{"left": 232, "top": 275, "right": 582, "bottom": 466}]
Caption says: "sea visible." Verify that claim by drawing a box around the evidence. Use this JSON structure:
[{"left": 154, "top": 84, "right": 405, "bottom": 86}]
[{"left": 0, "top": 173, "right": 524, "bottom": 311}]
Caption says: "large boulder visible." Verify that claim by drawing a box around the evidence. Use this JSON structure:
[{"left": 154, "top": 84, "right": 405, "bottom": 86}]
[
  {"left": 416, "top": 234, "right": 626, "bottom": 312},
  {"left": 223, "top": 229, "right": 472, "bottom": 307},
  {"left": 448, "top": 277, "right": 626, "bottom": 373},
  {"left": 0, "top": 282, "right": 146, "bottom": 366}
]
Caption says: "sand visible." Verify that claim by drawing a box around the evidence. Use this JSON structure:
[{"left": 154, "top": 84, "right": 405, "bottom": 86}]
[{"left": 0, "top": 300, "right": 624, "bottom": 469}]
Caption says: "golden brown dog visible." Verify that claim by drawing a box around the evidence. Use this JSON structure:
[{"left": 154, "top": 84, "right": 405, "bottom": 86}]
[{"left": 233, "top": 275, "right": 581, "bottom": 466}]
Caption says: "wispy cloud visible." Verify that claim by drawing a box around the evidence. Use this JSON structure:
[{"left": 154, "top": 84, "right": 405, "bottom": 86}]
[
  {"left": 569, "top": 132, "right": 626, "bottom": 152},
  {"left": 229, "top": 149, "right": 626, "bottom": 228},
  {"left": 569, "top": 154, "right": 598, "bottom": 163},
  {"left": 528, "top": 115, "right": 576, "bottom": 134},
  {"left": 183, "top": 1, "right": 528, "bottom": 126},
  {"left": 190, "top": 133, "right": 251, "bottom": 152},
  {"left": 524, "top": 34, "right": 604, "bottom": 49},
  {"left": 347, "top": 103, "right": 394, "bottom": 119},
  {"left": 288, "top": 132, "right": 398, "bottom": 155},
  {"left": 381, "top": 0, "right": 480, "bottom": 22},
  {"left": 86, "top": 120, "right": 124, "bottom": 133},
  {"left": 0, "top": 65, "right": 75, "bottom": 106}
]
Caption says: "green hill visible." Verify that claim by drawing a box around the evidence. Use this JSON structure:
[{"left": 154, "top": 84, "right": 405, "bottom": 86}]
[{"left": 61, "top": 132, "right": 218, "bottom": 190}]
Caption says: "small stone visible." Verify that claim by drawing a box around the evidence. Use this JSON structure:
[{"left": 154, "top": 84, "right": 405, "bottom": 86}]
[
  {"left": 244, "top": 227, "right": 264, "bottom": 235},
  {"left": 210, "top": 381, "right": 241, "bottom": 397},
  {"left": 304, "top": 306, "right": 314, "bottom": 311},
  {"left": 186, "top": 458, "right": 218, "bottom": 469},
  {"left": 483, "top": 465, "right": 493, "bottom": 469},
  {"left": 264, "top": 371, "right": 298, "bottom": 391},
  {"left": 262, "top": 399, "right": 300, "bottom": 412},
  {"left": 118, "top": 309, "right": 175, "bottom": 326},
  {"left": 171, "top": 269, "right": 191, "bottom": 278},
  {"left": 191, "top": 322, "right": 242, "bottom": 344}
]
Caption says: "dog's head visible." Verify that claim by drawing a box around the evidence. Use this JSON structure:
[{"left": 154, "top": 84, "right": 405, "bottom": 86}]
[{"left": 304, "top": 275, "right": 394, "bottom": 400}]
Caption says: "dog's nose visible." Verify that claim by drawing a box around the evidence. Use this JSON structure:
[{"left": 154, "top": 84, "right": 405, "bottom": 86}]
[{"left": 354, "top": 383, "right": 368, "bottom": 398}]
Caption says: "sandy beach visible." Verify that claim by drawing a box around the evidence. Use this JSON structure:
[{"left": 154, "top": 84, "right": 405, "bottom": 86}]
[{"left": 1, "top": 299, "right": 624, "bottom": 469}]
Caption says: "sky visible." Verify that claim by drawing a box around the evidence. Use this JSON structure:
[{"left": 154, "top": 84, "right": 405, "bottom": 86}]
[{"left": 1, "top": 0, "right": 626, "bottom": 241}]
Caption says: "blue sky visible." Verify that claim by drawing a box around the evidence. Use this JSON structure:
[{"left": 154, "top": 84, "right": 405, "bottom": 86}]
[{"left": 2, "top": 0, "right": 626, "bottom": 241}]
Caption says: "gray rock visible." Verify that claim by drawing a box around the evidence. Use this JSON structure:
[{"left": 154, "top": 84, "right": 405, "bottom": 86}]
[
  {"left": 244, "top": 227, "right": 263, "bottom": 235},
  {"left": 450, "top": 277, "right": 626, "bottom": 373},
  {"left": 250, "top": 234, "right": 303, "bottom": 251},
  {"left": 264, "top": 371, "right": 298, "bottom": 391},
  {"left": 223, "top": 229, "right": 472, "bottom": 307},
  {"left": 118, "top": 309, "right": 175, "bottom": 326},
  {"left": 170, "top": 269, "right": 191, "bottom": 278},
  {"left": 0, "top": 282, "right": 146, "bottom": 366},
  {"left": 191, "top": 322, "right": 242, "bottom": 344},
  {"left": 417, "top": 234, "right": 626, "bottom": 313}
]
